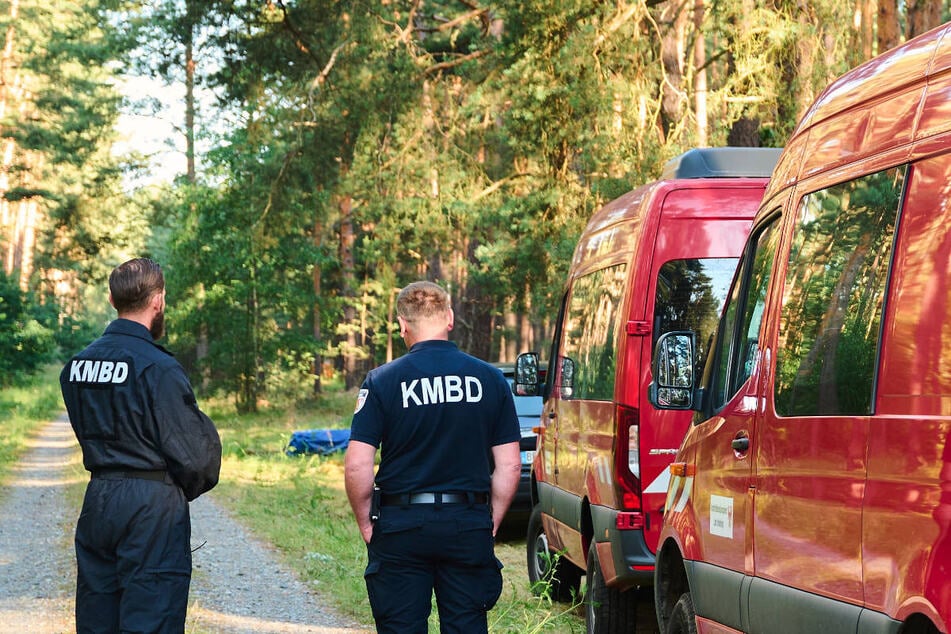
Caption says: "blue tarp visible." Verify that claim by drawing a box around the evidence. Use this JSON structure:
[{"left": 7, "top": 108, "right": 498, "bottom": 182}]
[{"left": 286, "top": 428, "right": 351, "bottom": 456}]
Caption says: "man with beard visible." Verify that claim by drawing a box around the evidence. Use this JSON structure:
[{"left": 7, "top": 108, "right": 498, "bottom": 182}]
[{"left": 60, "top": 257, "right": 221, "bottom": 634}]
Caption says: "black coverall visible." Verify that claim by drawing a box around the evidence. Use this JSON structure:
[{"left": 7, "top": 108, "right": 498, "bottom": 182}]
[
  {"left": 350, "top": 339, "right": 520, "bottom": 633},
  {"left": 60, "top": 318, "right": 221, "bottom": 634}
]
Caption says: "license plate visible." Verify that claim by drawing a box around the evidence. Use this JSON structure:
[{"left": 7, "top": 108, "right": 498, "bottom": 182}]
[{"left": 520, "top": 450, "right": 535, "bottom": 465}]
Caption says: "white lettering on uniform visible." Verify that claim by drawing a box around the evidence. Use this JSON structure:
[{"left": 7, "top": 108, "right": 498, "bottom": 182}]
[
  {"left": 69, "top": 360, "right": 129, "bottom": 384},
  {"left": 82, "top": 361, "right": 100, "bottom": 382},
  {"left": 400, "top": 375, "right": 484, "bottom": 408},
  {"left": 112, "top": 362, "right": 129, "bottom": 382},
  {"left": 465, "top": 376, "right": 482, "bottom": 402},
  {"left": 402, "top": 379, "right": 421, "bottom": 407},
  {"left": 421, "top": 377, "right": 444, "bottom": 404},
  {"left": 446, "top": 376, "right": 463, "bottom": 402}
]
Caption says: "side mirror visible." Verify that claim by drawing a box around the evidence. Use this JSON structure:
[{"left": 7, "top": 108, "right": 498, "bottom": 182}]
[
  {"left": 515, "top": 352, "right": 541, "bottom": 396},
  {"left": 649, "top": 331, "right": 696, "bottom": 410}
]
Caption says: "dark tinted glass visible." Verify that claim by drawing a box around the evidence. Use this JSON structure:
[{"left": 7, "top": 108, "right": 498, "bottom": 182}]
[
  {"left": 709, "top": 218, "right": 781, "bottom": 410},
  {"left": 654, "top": 258, "right": 738, "bottom": 374}
]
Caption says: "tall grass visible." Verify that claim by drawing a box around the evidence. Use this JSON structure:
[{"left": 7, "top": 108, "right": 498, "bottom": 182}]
[
  {"left": 205, "top": 388, "right": 585, "bottom": 633},
  {"left": 0, "top": 364, "right": 66, "bottom": 482}
]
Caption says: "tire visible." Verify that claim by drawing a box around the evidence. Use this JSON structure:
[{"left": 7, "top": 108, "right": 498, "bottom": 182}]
[
  {"left": 526, "top": 505, "right": 582, "bottom": 602},
  {"left": 667, "top": 592, "right": 698, "bottom": 634},
  {"left": 585, "top": 541, "right": 638, "bottom": 634}
]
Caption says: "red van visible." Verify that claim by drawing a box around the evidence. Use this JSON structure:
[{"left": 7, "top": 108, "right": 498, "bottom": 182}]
[
  {"left": 650, "top": 24, "right": 951, "bottom": 634},
  {"left": 515, "top": 147, "right": 780, "bottom": 633}
]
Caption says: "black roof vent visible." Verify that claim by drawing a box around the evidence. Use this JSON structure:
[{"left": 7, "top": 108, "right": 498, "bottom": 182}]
[{"left": 661, "top": 147, "right": 783, "bottom": 180}]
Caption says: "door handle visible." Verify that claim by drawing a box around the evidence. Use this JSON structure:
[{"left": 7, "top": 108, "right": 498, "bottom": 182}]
[{"left": 731, "top": 437, "right": 750, "bottom": 452}]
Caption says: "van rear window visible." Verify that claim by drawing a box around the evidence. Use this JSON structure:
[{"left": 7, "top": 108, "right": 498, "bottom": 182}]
[
  {"left": 654, "top": 258, "right": 738, "bottom": 374},
  {"left": 775, "top": 166, "right": 904, "bottom": 416}
]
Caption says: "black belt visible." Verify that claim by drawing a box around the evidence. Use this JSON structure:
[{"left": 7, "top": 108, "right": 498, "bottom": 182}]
[
  {"left": 91, "top": 469, "right": 170, "bottom": 483},
  {"left": 381, "top": 492, "right": 489, "bottom": 506}
]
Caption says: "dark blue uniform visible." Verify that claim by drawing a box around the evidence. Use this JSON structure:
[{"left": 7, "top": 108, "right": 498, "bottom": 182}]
[
  {"left": 60, "top": 318, "right": 221, "bottom": 634},
  {"left": 350, "top": 340, "right": 520, "bottom": 633}
]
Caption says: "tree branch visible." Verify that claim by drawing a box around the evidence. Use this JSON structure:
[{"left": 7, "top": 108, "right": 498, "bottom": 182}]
[
  {"left": 274, "top": 0, "right": 321, "bottom": 65},
  {"left": 471, "top": 172, "right": 530, "bottom": 202},
  {"left": 422, "top": 49, "right": 487, "bottom": 75}
]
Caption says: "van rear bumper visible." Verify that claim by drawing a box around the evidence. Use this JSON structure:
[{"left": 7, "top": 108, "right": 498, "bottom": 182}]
[{"left": 591, "top": 503, "right": 655, "bottom": 589}]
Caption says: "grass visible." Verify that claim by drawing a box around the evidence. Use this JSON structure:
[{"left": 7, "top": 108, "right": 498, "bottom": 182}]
[
  {"left": 0, "top": 364, "right": 68, "bottom": 485},
  {"left": 205, "top": 386, "right": 586, "bottom": 633}
]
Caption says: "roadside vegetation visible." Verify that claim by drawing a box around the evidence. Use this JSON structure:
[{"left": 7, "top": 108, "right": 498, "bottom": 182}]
[
  {"left": 205, "top": 382, "right": 586, "bottom": 633},
  {"left": 0, "top": 365, "right": 65, "bottom": 485}
]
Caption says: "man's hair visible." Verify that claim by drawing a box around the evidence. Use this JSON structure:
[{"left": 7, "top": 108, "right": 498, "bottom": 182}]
[
  {"left": 109, "top": 258, "right": 165, "bottom": 314},
  {"left": 396, "top": 281, "right": 450, "bottom": 322}
]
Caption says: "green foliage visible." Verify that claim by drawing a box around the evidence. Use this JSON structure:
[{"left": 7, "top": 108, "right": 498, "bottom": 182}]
[
  {"left": 11, "top": 0, "right": 939, "bottom": 406},
  {"left": 2, "top": 0, "right": 153, "bottom": 354},
  {"left": 0, "top": 272, "right": 56, "bottom": 384}
]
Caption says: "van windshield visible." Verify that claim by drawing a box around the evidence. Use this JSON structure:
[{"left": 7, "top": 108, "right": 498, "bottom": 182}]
[{"left": 654, "top": 258, "right": 738, "bottom": 372}]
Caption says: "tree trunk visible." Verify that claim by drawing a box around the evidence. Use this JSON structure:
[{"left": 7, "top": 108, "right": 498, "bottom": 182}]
[
  {"left": 183, "top": 2, "right": 209, "bottom": 387},
  {"left": 906, "top": 0, "right": 942, "bottom": 40},
  {"left": 338, "top": 189, "right": 360, "bottom": 389},
  {"left": 184, "top": 1, "right": 197, "bottom": 184},
  {"left": 0, "top": 0, "right": 15, "bottom": 277},
  {"left": 727, "top": 117, "right": 760, "bottom": 147},
  {"left": 0, "top": 0, "right": 33, "bottom": 287},
  {"left": 856, "top": 0, "right": 874, "bottom": 60},
  {"left": 693, "top": 0, "right": 707, "bottom": 146},
  {"left": 658, "top": 1, "right": 689, "bottom": 141},
  {"left": 877, "top": 0, "right": 900, "bottom": 53},
  {"left": 312, "top": 218, "right": 323, "bottom": 394}
]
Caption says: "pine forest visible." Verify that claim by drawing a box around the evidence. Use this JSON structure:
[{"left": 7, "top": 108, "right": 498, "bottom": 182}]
[{"left": 0, "top": 0, "right": 947, "bottom": 411}]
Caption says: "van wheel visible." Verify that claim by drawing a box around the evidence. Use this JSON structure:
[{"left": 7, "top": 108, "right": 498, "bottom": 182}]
[
  {"left": 667, "top": 593, "right": 697, "bottom": 634},
  {"left": 585, "top": 541, "right": 638, "bottom": 634},
  {"left": 526, "top": 505, "right": 581, "bottom": 602}
]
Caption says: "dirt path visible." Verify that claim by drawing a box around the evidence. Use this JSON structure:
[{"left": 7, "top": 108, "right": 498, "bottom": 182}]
[
  {"left": 0, "top": 416, "right": 77, "bottom": 634},
  {"left": 0, "top": 417, "right": 370, "bottom": 634}
]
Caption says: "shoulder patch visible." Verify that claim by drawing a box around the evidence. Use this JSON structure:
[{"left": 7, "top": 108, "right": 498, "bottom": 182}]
[
  {"left": 354, "top": 388, "right": 369, "bottom": 414},
  {"left": 67, "top": 358, "right": 131, "bottom": 385}
]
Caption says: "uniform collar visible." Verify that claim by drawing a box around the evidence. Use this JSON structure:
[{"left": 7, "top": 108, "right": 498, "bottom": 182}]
[
  {"left": 408, "top": 339, "right": 458, "bottom": 353},
  {"left": 104, "top": 318, "right": 172, "bottom": 354}
]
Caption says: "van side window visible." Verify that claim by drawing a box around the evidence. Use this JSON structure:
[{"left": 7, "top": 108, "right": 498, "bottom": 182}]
[
  {"left": 709, "top": 218, "right": 782, "bottom": 410},
  {"left": 775, "top": 167, "right": 905, "bottom": 416},
  {"left": 561, "top": 264, "right": 627, "bottom": 400},
  {"left": 654, "top": 258, "right": 737, "bottom": 375}
]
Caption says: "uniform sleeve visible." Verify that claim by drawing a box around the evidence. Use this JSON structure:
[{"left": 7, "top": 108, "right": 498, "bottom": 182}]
[
  {"left": 152, "top": 364, "right": 222, "bottom": 501},
  {"left": 349, "top": 374, "right": 384, "bottom": 448}
]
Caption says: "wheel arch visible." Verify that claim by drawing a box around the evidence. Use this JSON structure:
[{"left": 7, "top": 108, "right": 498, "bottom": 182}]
[
  {"left": 580, "top": 495, "right": 594, "bottom": 556},
  {"left": 898, "top": 613, "right": 942, "bottom": 634},
  {"left": 655, "top": 536, "right": 690, "bottom": 633}
]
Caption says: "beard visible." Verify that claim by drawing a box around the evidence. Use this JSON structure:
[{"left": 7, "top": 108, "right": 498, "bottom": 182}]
[{"left": 149, "top": 310, "right": 165, "bottom": 340}]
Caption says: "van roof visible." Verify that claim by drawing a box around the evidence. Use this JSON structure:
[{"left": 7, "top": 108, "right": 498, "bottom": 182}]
[
  {"left": 661, "top": 147, "right": 783, "bottom": 180},
  {"left": 765, "top": 22, "right": 951, "bottom": 201}
]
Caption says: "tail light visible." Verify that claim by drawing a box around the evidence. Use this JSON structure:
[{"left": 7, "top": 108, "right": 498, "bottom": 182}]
[{"left": 614, "top": 405, "right": 641, "bottom": 511}]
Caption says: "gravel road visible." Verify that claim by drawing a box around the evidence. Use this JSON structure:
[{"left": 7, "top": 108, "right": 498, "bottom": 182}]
[{"left": 0, "top": 416, "right": 371, "bottom": 634}]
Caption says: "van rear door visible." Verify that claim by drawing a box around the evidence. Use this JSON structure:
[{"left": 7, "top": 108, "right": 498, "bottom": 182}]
[{"left": 636, "top": 184, "right": 763, "bottom": 552}]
